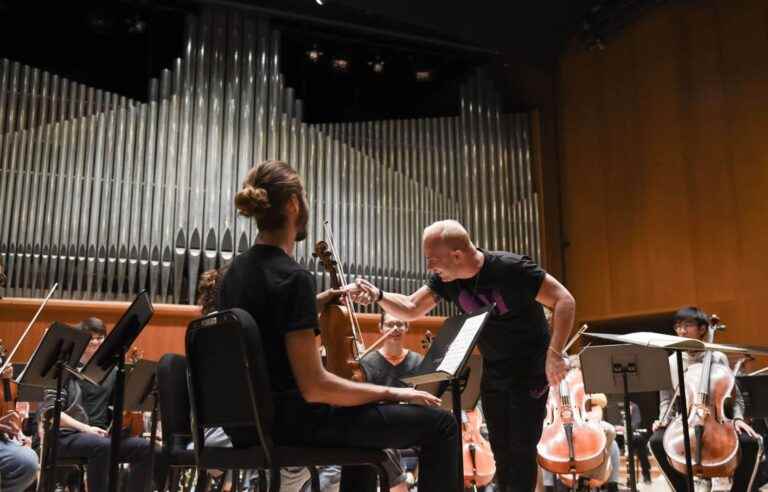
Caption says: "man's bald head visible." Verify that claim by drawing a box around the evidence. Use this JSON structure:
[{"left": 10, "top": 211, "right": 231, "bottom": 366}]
[
  {"left": 422, "top": 220, "right": 473, "bottom": 252},
  {"left": 422, "top": 220, "right": 480, "bottom": 282}
]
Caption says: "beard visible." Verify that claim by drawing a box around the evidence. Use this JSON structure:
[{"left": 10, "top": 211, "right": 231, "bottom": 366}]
[{"left": 295, "top": 199, "right": 309, "bottom": 242}]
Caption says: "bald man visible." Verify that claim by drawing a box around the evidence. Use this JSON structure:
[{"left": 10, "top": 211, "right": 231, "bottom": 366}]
[{"left": 350, "top": 220, "right": 575, "bottom": 492}]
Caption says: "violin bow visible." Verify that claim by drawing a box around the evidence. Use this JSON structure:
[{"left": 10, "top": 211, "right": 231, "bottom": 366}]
[
  {"left": 0, "top": 283, "right": 58, "bottom": 377},
  {"left": 561, "top": 324, "right": 588, "bottom": 355},
  {"left": 322, "top": 222, "right": 366, "bottom": 358}
]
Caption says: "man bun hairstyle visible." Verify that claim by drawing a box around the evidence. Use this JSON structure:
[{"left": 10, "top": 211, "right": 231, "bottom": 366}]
[{"left": 234, "top": 160, "right": 304, "bottom": 231}]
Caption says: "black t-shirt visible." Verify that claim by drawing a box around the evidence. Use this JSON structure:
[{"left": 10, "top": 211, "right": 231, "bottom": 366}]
[
  {"left": 360, "top": 350, "right": 423, "bottom": 388},
  {"left": 79, "top": 366, "right": 116, "bottom": 429},
  {"left": 217, "top": 244, "right": 319, "bottom": 394},
  {"left": 427, "top": 250, "right": 549, "bottom": 389}
]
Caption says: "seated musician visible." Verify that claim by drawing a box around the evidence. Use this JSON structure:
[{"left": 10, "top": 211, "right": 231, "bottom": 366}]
[
  {"left": 216, "top": 160, "right": 460, "bottom": 492},
  {"left": 359, "top": 312, "right": 425, "bottom": 492},
  {"left": 614, "top": 400, "right": 652, "bottom": 484},
  {"left": 0, "top": 365, "right": 39, "bottom": 492},
  {"left": 38, "top": 318, "right": 160, "bottom": 492},
  {"left": 197, "top": 267, "right": 341, "bottom": 492},
  {"left": 649, "top": 306, "right": 763, "bottom": 491}
]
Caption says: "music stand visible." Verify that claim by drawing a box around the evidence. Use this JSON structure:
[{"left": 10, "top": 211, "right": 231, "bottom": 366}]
[
  {"left": 737, "top": 374, "right": 768, "bottom": 419},
  {"left": 124, "top": 358, "right": 159, "bottom": 492},
  {"left": 418, "top": 353, "right": 483, "bottom": 413},
  {"left": 16, "top": 322, "right": 91, "bottom": 492},
  {"left": 402, "top": 305, "right": 493, "bottom": 490},
  {"left": 81, "top": 291, "right": 154, "bottom": 492},
  {"left": 580, "top": 343, "right": 673, "bottom": 492}
]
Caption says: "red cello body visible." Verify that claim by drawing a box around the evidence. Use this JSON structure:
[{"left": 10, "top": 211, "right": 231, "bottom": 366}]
[
  {"left": 537, "top": 366, "right": 607, "bottom": 477},
  {"left": 462, "top": 409, "right": 496, "bottom": 490}
]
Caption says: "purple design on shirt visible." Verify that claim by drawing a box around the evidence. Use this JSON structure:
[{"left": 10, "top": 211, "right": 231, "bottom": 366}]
[{"left": 457, "top": 288, "right": 510, "bottom": 315}]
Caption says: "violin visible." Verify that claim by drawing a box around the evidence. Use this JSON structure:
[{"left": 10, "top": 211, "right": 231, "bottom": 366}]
[
  {"left": 313, "top": 234, "right": 367, "bottom": 382},
  {"left": 0, "top": 340, "right": 19, "bottom": 418},
  {"left": 537, "top": 325, "right": 608, "bottom": 480},
  {"left": 662, "top": 315, "right": 739, "bottom": 478}
]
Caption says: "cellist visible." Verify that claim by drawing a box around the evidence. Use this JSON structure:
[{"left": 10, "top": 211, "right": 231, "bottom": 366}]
[
  {"left": 216, "top": 160, "right": 461, "bottom": 492},
  {"left": 649, "top": 306, "right": 763, "bottom": 491}
]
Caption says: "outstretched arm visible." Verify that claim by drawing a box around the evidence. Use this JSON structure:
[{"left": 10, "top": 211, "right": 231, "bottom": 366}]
[{"left": 349, "top": 280, "right": 438, "bottom": 321}]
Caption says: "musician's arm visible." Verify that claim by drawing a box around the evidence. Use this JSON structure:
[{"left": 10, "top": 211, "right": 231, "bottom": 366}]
[
  {"left": 286, "top": 329, "right": 437, "bottom": 406},
  {"left": 535, "top": 274, "right": 575, "bottom": 353},
  {"left": 58, "top": 412, "right": 105, "bottom": 435}
]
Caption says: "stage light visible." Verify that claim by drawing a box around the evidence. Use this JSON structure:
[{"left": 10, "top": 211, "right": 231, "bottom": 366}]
[
  {"left": 369, "top": 59, "right": 385, "bottom": 73},
  {"left": 415, "top": 70, "right": 432, "bottom": 82},
  {"left": 306, "top": 46, "right": 324, "bottom": 63},
  {"left": 332, "top": 58, "right": 350, "bottom": 72},
  {"left": 315, "top": 0, "right": 324, "bottom": 5},
  {"left": 126, "top": 15, "right": 147, "bottom": 34}
]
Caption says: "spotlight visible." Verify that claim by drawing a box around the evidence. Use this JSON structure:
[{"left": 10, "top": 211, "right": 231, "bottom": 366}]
[
  {"left": 315, "top": 0, "right": 324, "bottom": 5},
  {"left": 306, "top": 46, "right": 324, "bottom": 63},
  {"left": 415, "top": 70, "right": 432, "bottom": 82},
  {"left": 369, "top": 59, "right": 385, "bottom": 73},
  {"left": 126, "top": 15, "right": 147, "bottom": 34},
  {"left": 332, "top": 58, "right": 350, "bottom": 72}
]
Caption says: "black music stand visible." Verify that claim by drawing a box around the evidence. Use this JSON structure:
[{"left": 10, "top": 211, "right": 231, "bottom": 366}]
[
  {"left": 17, "top": 322, "right": 91, "bottom": 492},
  {"left": 123, "top": 358, "right": 159, "bottom": 492},
  {"left": 402, "top": 305, "right": 493, "bottom": 490},
  {"left": 580, "top": 343, "right": 673, "bottom": 492},
  {"left": 80, "top": 291, "right": 154, "bottom": 492},
  {"left": 737, "top": 374, "right": 768, "bottom": 419}
]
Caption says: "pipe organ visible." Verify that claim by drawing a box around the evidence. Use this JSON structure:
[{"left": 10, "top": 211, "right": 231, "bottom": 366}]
[{"left": 0, "top": 10, "right": 542, "bottom": 314}]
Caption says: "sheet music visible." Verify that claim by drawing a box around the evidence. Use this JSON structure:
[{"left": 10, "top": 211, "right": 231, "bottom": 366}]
[{"left": 436, "top": 312, "right": 485, "bottom": 375}]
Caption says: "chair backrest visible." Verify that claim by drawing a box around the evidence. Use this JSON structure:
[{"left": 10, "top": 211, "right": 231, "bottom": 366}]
[
  {"left": 157, "top": 353, "right": 192, "bottom": 453},
  {"left": 185, "top": 309, "right": 275, "bottom": 459}
]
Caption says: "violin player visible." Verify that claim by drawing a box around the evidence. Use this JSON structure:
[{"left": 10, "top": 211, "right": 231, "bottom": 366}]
[
  {"left": 0, "top": 364, "right": 39, "bottom": 491},
  {"left": 215, "top": 160, "right": 460, "bottom": 492},
  {"left": 649, "top": 306, "right": 763, "bottom": 491}
]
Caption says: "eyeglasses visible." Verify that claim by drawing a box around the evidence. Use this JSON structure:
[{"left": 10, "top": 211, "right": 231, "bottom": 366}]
[{"left": 383, "top": 321, "right": 407, "bottom": 330}]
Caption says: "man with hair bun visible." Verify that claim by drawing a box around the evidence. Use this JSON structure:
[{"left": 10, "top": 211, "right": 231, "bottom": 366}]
[
  {"left": 217, "top": 160, "right": 460, "bottom": 492},
  {"left": 349, "top": 219, "right": 577, "bottom": 492}
]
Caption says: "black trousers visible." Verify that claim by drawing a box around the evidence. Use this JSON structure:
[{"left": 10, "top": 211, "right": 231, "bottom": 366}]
[
  {"left": 56, "top": 430, "right": 156, "bottom": 492},
  {"left": 649, "top": 427, "right": 763, "bottom": 491},
  {"left": 228, "top": 400, "right": 461, "bottom": 492},
  {"left": 481, "top": 382, "right": 549, "bottom": 492}
]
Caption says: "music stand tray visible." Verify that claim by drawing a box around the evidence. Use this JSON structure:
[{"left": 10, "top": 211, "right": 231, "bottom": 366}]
[
  {"left": 124, "top": 359, "right": 158, "bottom": 413},
  {"left": 401, "top": 305, "right": 492, "bottom": 386},
  {"left": 16, "top": 322, "right": 91, "bottom": 389},
  {"left": 580, "top": 343, "right": 673, "bottom": 492},
  {"left": 81, "top": 291, "right": 154, "bottom": 384}
]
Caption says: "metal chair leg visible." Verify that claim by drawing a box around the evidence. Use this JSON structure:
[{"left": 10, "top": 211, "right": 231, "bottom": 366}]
[
  {"left": 309, "top": 466, "right": 321, "bottom": 492},
  {"left": 375, "top": 463, "right": 390, "bottom": 491},
  {"left": 194, "top": 467, "right": 209, "bottom": 492},
  {"left": 268, "top": 467, "right": 281, "bottom": 492}
]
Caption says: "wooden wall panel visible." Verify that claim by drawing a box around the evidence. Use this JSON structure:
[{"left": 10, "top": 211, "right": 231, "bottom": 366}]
[
  {"left": 558, "top": 0, "right": 768, "bottom": 365},
  {"left": 0, "top": 297, "right": 443, "bottom": 365}
]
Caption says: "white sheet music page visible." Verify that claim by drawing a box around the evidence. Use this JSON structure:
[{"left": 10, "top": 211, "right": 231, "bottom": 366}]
[{"left": 436, "top": 311, "right": 486, "bottom": 376}]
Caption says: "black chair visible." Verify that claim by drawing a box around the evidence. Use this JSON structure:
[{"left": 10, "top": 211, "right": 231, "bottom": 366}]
[
  {"left": 185, "top": 308, "right": 391, "bottom": 492},
  {"left": 157, "top": 353, "right": 198, "bottom": 490}
]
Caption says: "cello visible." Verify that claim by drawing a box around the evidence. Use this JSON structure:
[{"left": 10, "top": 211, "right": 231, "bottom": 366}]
[
  {"left": 537, "top": 325, "right": 608, "bottom": 485},
  {"left": 662, "top": 315, "right": 740, "bottom": 478}
]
